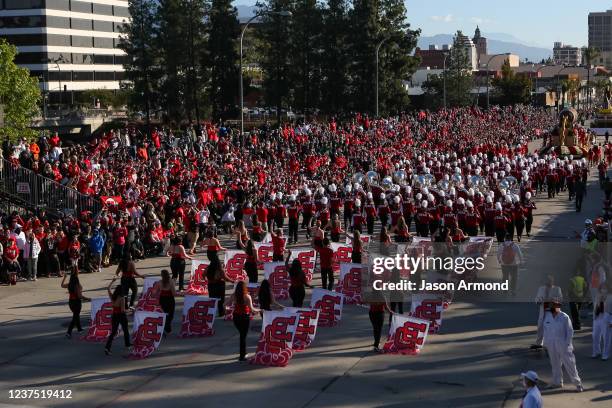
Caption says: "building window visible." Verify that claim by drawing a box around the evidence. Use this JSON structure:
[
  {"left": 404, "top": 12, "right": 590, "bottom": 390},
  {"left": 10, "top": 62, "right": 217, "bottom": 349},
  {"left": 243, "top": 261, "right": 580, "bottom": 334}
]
[
  {"left": 71, "top": 18, "right": 92, "bottom": 31},
  {"left": 0, "top": 16, "right": 44, "bottom": 28},
  {"left": 93, "top": 20, "right": 113, "bottom": 32},
  {"left": 48, "top": 71, "right": 72, "bottom": 82},
  {"left": 47, "top": 52, "right": 72, "bottom": 63},
  {"left": 92, "top": 4, "right": 113, "bottom": 16},
  {"left": 46, "top": 34, "right": 71, "bottom": 46},
  {"left": 114, "top": 22, "right": 126, "bottom": 33},
  {"left": 114, "top": 55, "right": 129, "bottom": 65},
  {"left": 4, "top": 0, "right": 43, "bottom": 9},
  {"left": 94, "top": 54, "right": 114, "bottom": 64},
  {"left": 93, "top": 37, "right": 113, "bottom": 48},
  {"left": 70, "top": 1, "right": 91, "bottom": 14},
  {"left": 72, "top": 53, "right": 93, "bottom": 64},
  {"left": 46, "top": 0, "right": 69, "bottom": 11},
  {"left": 46, "top": 16, "right": 70, "bottom": 29},
  {"left": 2, "top": 34, "right": 46, "bottom": 46},
  {"left": 72, "top": 35, "right": 93, "bottom": 47},
  {"left": 115, "top": 71, "right": 126, "bottom": 81},
  {"left": 94, "top": 71, "right": 115, "bottom": 81},
  {"left": 72, "top": 71, "right": 94, "bottom": 81},
  {"left": 113, "top": 6, "right": 130, "bottom": 18},
  {"left": 15, "top": 53, "right": 47, "bottom": 64}
]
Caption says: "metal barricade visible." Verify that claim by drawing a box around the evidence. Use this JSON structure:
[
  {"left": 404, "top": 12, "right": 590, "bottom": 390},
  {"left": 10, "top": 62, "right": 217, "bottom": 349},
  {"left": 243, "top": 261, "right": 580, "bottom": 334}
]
[{"left": 0, "top": 159, "right": 101, "bottom": 216}]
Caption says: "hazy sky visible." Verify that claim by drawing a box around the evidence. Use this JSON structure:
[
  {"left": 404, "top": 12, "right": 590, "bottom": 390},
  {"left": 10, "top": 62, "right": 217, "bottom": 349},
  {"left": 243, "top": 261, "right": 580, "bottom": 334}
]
[{"left": 234, "top": 0, "right": 606, "bottom": 48}]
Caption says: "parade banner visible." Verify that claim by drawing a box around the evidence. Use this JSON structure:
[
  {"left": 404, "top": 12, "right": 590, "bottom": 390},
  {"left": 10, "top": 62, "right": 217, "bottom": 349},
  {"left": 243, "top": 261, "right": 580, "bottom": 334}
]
[
  {"left": 410, "top": 293, "right": 449, "bottom": 334},
  {"left": 254, "top": 242, "right": 274, "bottom": 269},
  {"left": 249, "top": 309, "right": 298, "bottom": 367},
  {"left": 135, "top": 278, "right": 162, "bottom": 312},
  {"left": 330, "top": 243, "right": 353, "bottom": 273},
  {"left": 185, "top": 260, "right": 209, "bottom": 295},
  {"left": 285, "top": 307, "right": 320, "bottom": 351},
  {"left": 263, "top": 262, "right": 290, "bottom": 300},
  {"left": 289, "top": 248, "right": 317, "bottom": 282},
  {"left": 382, "top": 314, "right": 430, "bottom": 355},
  {"left": 261, "top": 232, "right": 272, "bottom": 243},
  {"left": 345, "top": 234, "right": 371, "bottom": 248},
  {"left": 310, "top": 288, "right": 344, "bottom": 327},
  {"left": 410, "top": 237, "right": 434, "bottom": 256},
  {"left": 128, "top": 311, "right": 166, "bottom": 359},
  {"left": 224, "top": 282, "right": 260, "bottom": 320},
  {"left": 81, "top": 297, "right": 118, "bottom": 342},
  {"left": 224, "top": 250, "right": 248, "bottom": 281},
  {"left": 465, "top": 237, "right": 493, "bottom": 258},
  {"left": 179, "top": 295, "right": 218, "bottom": 337},
  {"left": 336, "top": 263, "right": 364, "bottom": 304}
]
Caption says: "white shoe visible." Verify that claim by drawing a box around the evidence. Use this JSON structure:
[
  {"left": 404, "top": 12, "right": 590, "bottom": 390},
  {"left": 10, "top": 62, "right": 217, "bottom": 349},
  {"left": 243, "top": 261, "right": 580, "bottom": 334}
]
[{"left": 576, "top": 384, "right": 584, "bottom": 392}]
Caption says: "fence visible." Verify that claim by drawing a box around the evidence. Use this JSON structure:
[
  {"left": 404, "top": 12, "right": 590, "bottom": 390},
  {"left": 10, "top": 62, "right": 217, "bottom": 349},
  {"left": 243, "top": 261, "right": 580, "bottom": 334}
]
[{"left": 0, "top": 159, "right": 101, "bottom": 216}]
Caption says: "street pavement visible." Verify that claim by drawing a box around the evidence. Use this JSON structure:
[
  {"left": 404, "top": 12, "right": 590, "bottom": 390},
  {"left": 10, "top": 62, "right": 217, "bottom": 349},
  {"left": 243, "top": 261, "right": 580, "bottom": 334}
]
[{"left": 0, "top": 138, "right": 610, "bottom": 408}]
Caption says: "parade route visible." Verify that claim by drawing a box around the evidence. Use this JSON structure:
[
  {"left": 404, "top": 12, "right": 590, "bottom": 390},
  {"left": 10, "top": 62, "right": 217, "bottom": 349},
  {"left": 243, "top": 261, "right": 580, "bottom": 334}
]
[{"left": 0, "top": 140, "right": 610, "bottom": 408}]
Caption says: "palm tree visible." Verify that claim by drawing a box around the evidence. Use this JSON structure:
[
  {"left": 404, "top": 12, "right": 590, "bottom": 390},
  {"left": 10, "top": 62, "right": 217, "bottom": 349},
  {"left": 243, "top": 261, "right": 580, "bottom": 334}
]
[{"left": 583, "top": 46, "right": 600, "bottom": 109}]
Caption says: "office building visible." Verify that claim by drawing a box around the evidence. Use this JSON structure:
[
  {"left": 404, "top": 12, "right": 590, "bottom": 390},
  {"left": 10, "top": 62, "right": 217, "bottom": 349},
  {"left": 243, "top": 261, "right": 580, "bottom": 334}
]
[
  {"left": 588, "top": 10, "right": 612, "bottom": 69},
  {"left": 0, "top": 0, "right": 130, "bottom": 103},
  {"left": 553, "top": 42, "right": 582, "bottom": 66}
]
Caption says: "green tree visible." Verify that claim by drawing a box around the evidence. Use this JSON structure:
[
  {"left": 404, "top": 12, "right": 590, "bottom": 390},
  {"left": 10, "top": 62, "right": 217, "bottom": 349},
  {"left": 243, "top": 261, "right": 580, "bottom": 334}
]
[
  {"left": 182, "top": 0, "right": 210, "bottom": 123},
  {"left": 0, "top": 39, "right": 41, "bottom": 141},
  {"left": 118, "top": 0, "right": 159, "bottom": 130},
  {"left": 492, "top": 60, "right": 532, "bottom": 105},
  {"left": 320, "top": 0, "right": 350, "bottom": 114},
  {"left": 207, "top": 0, "right": 240, "bottom": 119}
]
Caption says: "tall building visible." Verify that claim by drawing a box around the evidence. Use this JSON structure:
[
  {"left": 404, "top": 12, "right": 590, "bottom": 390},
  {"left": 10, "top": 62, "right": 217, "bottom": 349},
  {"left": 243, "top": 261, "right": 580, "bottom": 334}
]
[
  {"left": 415, "top": 44, "right": 451, "bottom": 69},
  {"left": 455, "top": 31, "right": 478, "bottom": 71},
  {"left": 553, "top": 42, "right": 582, "bottom": 66},
  {"left": 472, "top": 26, "right": 487, "bottom": 62},
  {"left": 588, "top": 10, "right": 612, "bottom": 69},
  {"left": 0, "top": 0, "right": 130, "bottom": 103}
]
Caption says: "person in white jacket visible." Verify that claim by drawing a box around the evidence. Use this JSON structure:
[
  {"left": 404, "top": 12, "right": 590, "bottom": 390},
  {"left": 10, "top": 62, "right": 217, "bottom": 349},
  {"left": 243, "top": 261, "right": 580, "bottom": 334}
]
[
  {"left": 531, "top": 275, "right": 563, "bottom": 349},
  {"left": 592, "top": 284, "right": 612, "bottom": 361},
  {"left": 22, "top": 229, "right": 41, "bottom": 281},
  {"left": 542, "top": 300, "right": 583, "bottom": 391}
]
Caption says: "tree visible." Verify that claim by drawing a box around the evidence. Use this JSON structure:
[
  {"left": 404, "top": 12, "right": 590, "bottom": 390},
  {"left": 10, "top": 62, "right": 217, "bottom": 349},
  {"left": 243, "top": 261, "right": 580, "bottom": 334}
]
[
  {"left": 492, "top": 60, "right": 532, "bottom": 105},
  {"left": 320, "top": 0, "right": 350, "bottom": 114},
  {"left": 118, "top": 0, "right": 159, "bottom": 131},
  {"left": 422, "top": 32, "right": 473, "bottom": 109},
  {"left": 207, "top": 0, "right": 240, "bottom": 119},
  {"left": 583, "top": 46, "right": 600, "bottom": 109},
  {"left": 182, "top": 0, "right": 210, "bottom": 123},
  {"left": 0, "top": 39, "right": 41, "bottom": 141}
]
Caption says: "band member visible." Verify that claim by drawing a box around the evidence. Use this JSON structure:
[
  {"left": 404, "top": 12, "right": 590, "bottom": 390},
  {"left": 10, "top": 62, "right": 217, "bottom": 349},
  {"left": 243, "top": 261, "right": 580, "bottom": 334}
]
[{"left": 364, "top": 194, "right": 377, "bottom": 235}]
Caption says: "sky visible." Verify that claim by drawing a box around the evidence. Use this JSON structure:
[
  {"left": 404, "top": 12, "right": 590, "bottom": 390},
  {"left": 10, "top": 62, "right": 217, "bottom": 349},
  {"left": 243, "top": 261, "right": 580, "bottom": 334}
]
[{"left": 233, "top": 0, "right": 607, "bottom": 48}]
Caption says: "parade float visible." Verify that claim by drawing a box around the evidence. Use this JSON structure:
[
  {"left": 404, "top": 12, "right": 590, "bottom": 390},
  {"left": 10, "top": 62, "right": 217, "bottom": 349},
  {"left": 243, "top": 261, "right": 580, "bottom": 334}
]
[{"left": 539, "top": 107, "right": 590, "bottom": 157}]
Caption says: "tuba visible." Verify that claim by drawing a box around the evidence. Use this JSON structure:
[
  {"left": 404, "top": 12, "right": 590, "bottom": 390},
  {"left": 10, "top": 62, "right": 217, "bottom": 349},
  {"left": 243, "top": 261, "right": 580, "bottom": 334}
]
[
  {"left": 381, "top": 176, "right": 393, "bottom": 190},
  {"left": 393, "top": 169, "right": 407, "bottom": 185},
  {"left": 366, "top": 170, "right": 379, "bottom": 185},
  {"left": 353, "top": 172, "right": 365, "bottom": 184}
]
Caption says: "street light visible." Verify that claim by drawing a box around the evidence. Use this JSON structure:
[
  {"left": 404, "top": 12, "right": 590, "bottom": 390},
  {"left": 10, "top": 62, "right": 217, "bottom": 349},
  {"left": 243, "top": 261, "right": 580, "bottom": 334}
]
[
  {"left": 485, "top": 53, "right": 510, "bottom": 109},
  {"left": 239, "top": 10, "right": 291, "bottom": 141}
]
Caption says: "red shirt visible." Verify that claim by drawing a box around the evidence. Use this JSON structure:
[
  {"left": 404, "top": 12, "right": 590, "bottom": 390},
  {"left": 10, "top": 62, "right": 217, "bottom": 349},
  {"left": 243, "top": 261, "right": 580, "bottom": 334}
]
[
  {"left": 319, "top": 247, "right": 334, "bottom": 269},
  {"left": 272, "top": 235, "right": 285, "bottom": 256}
]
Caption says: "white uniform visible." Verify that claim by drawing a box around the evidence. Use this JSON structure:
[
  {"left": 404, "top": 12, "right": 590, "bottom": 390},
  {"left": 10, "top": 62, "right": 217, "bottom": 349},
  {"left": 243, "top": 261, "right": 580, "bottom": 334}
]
[
  {"left": 542, "top": 311, "right": 582, "bottom": 387},
  {"left": 521, "top": 386, "right": 543, "bottom": 408},
  {"left": 534, "top": 285, "right": 563, "bottom": 345},
  {"left": 592, "top": 294, "right": 612, "bottom": 359}
]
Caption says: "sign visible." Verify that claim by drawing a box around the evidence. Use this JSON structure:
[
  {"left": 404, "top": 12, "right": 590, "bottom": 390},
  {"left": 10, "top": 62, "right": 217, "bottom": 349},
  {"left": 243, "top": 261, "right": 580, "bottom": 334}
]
[
  {"left": 224, "top": 250, "right": 248, "bottom": 281},
  {"left": 330, "top": 243, "right": 353, "bottom": 273},
  {"left": 185, "top": 260, "right": 209, "bottom": 295},
  {"left": 135, "top": 278, "right": 162, "bottom": 312},
  {"left": 128, "top": 311, "right": 166, "bottom": 359},
  {"left": 310, "top": 288, "right": 344, "bottom": 327},
  {"left": 263, "top": 262, "right": 290, "bottom": 300},
  {"left": 249, "top": 309, "right": 298, "bottom": 367},
  {"left": 16, "top": 182, "right": 30, "bottom": 194},
  {"left": 254, "top": 242, "right": 274, "bottom": 269},
  {"left": 382, "top": 314, "right": 430, "bottom": 355},
  {"left": 179, "top": 296, "right": 218, "bottom": 337},
  {"left": 224, "top": 282, "right": 260, "bottom": 320},
  {"left": 288, "top": 248, "right": 317, "bottom": 282},
  {"left": 410, "top": 293, "right": 448, "bottom": 334},
  {"left": 81, "top": 297, "right": 118, "bottom": 342},
  {"left": 336, "top": 263, "right": 364, "bottom": 304},
  {"left": 285, "top": 307, "right": 320, "bottom": 351}
]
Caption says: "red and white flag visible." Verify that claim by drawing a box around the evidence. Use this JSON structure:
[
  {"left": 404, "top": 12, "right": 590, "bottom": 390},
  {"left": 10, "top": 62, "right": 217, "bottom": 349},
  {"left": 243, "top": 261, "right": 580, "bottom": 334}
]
[
  {"left": 263, "top": 262, "right": 290, "bottom": 300},
  {"left": 81, "top": 297, "right": 118, "bottom": 342},
  {"left": 254, "top": 242, "right": 274, "bottom": 269},
  {"left": 310, "top": 288, "right": 344, "bottom": 327},
  {"left": 330, "top": 243, "right": 353, "bottom": 273},
  {"left": 285, "top": 307, "right": 320, "bottom": 351},
  {"left": 289, "top": 248, "right": 317, "bottom": 282},
  {"left": 224, "top": 282, "right": 260, "bottom": 320},
  {"left": 249, "top": 309, "right": 298, "bottom": 367},
  {"left": 382, "top": 314, "right": 430, "bottom": 355},
  {"left": 410, "top": 293, "right": 449, "bottom": 334},
  {"left": 224, "top": 250, "right": 248, "bottom": 281},
  {"left": 335, "top": 263, "right": 364, "bottom": 304},
  {"left": 345, "top": 234, "right": 371, "bottom": 248},
  {"left": 185, "top": 260, "right": 209, "bottom": 295},
  {"left": 135, "top": 278, "right": 162, "bottom": 312},
  {"left": 179, "top": 295, "right": 218, "bottom": 337},
  {"left": 128, "top": 311, "right": 166, "bottom": 359}
]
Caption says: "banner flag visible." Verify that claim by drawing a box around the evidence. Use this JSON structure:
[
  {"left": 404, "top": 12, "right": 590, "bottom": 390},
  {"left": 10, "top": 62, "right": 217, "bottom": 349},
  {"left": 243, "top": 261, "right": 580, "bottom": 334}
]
[
  {"left": 263, "top": 262, "right": 290, "bottom": 300},
  {"left": 261, "top": 232, "right": 271, "bottom": 243},
  {"left": 135, "top": 278, "right": 162, "bottom": 312},
  {"left": 224, "top": 250, "right": 248, "bottom": 281},
  {"left": 179, "top": 296, "right": 218, "bottom": 337},
  {"left": 185, "top": 260, "right": 209, "bottom": 295},
  {"left": 249, "top": 309, "right": 298, "bottom": 367},
  {"left": 288, "top": 248, "right": 317, "bottom": 282},
  {"left": 225, "top": 282, "right": 260, "bottom": 320},
  {"left": 345, "top": 234, "right": 371, "bottom": 248},
  {"left": 330, "top": 243, "right": 353, "bottom": 273},
  {"left": 410, "top": 293, "right": 449, "bottom": 334},
  {"left": 310, "top": 288, "right": 344, "bottom": 327},
  {"left": 382, "top": 314, "right": 430, "bottom": 355},
  {"left": 335, "top": 263, "right": 364, "bottom": 304},
  {"left": 128, "top": 311, "right": 166, "bottom": 359},
  {"left": 285, "top": 307, "right": 320, "bottom": 351},
  {"left": 81, "top": 297, "right": 119, "bottom": 342},
  {"left": 254, "top": 242, "right": 274, "bottom": 269}
]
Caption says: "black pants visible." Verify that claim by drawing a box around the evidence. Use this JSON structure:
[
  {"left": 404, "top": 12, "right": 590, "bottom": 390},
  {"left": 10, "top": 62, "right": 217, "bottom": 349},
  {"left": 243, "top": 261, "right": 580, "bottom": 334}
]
[
  {"left": 121, "top": 276, "right": 138, "bottom": 308},
  {"left": 289, "top": 285, "right": 305, "bottom": 307},
  {"left": 389, "top": 301, "right": 403, "bottom": 324},
  {"left": 417, "top": 223, "right": 428, "bottom": 237},
  {"left": 369, "top": 310, "right": 384, "bottom": 348},
  {"left": 569, "top": 302, "right": 582, "bottom": 330},
  {"left": 272, "top": 253, "right": 284, "bottom": 262},
  {"left": 484, "top": 220, "right": 494, "bottom": 237},
  {"left": 207, "top": 250, "right": 219, "bottom": 264},
  {"left": 47, "top": 253, "right": 60, "bottom": 276},
  {"left": 288, "top": 218, "right": 299, "bottom": 243},
  {"left": 465, "top": 226, "right": 478, "bottom": 237},
  {"left": 501, "top": 265, "right": 518, "bottom": 294},
  {"left": 170, "top": 258, "right": 186, "bottom": 290},
  {"left": 575, "top": 194, "right": 584, "bottom": 212},
  {"left": 245, "top": 261, "right": 258, "bottom": 283},
  {"left": 233, "top": 313, "right": 250, "bottom": 359},
  {"left": 67, "top": 299, "right": 82, "bottom": 334},
  {"left": 515, "top": 220, "right": 525, "bottom": 240},
  {"left": 367, "top": 217, "right": 375, "bottom": 235},
  {"left": 105, "top": 313, "right": 130, "bottom": 350},
  {"left": 159, "top": 295, "right": 175, "bottom": 333},
  {"left": 525, "top": 215, "right": 533, "bottom": 236},
  {"left": 351, "top": 253, "right": 362, "bottom": 264},
  {"left": 495, "top": 228, "right": 505, "bottom": 243},
  {"left": 302, "top": 214, "right": 313, "bottom": 237},
  {"left": 208, "top": 281, "right": 226, "bottom": 317},
  {"left": 547, "top": 182, "right": 556, "bottom": 198},
  {"left": 275, "top": 216, "right": 284, "bottom": 230},
  {"left": 321, "top": 267, "right": 334, "bottom": 291}
]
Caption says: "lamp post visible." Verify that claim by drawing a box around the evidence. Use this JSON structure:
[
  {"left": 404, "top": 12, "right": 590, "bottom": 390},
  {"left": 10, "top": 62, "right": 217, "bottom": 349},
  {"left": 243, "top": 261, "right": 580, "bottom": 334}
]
[
  {"left": 485, "top": 53, "right": 510, "bottom": 109},
  {"left": 240, "top": 10, "right": 291, "bottom": 142},
  {"left": 375, "top": 37, "right": 388, "bottom": 117},
  {"left": 48, "top": 56, "right": 66, "bottom": 112},
  {"left": 443, "top": 51, "right": 450, "bottom": 109}
]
